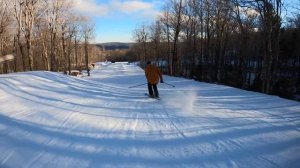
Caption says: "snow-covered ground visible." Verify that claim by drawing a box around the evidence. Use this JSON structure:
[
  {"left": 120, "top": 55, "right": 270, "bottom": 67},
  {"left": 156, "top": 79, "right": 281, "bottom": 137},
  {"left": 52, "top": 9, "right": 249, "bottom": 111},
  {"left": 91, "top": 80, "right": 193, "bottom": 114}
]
[{"left": 0, "top": 62, "right": 300, "bottom": 168}]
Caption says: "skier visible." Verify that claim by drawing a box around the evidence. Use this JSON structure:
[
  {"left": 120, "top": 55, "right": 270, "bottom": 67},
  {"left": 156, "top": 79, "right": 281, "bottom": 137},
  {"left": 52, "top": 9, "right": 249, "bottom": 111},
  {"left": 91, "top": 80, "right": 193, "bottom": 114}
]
[{"left": 145, "top": 61, "right": 164, "bottom": 98}]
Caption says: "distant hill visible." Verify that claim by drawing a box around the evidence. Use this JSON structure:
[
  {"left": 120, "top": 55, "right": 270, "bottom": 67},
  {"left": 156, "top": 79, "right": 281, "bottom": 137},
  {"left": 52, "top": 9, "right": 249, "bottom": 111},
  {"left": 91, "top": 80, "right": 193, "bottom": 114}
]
[{"left": 95, "top": 42, "right": 134, "bottom": 51}]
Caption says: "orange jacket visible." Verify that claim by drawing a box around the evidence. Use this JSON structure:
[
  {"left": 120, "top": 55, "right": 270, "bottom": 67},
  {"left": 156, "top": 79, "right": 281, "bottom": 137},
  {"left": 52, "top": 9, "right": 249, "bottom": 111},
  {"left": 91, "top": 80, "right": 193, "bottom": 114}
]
[{"left": 145, "top": 64, "right": 162, "bottom": 84}]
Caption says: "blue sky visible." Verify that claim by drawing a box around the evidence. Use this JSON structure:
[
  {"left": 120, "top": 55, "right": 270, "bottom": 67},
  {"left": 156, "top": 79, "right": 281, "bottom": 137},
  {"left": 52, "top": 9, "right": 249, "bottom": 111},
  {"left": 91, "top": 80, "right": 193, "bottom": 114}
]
[
  {"left": 73, "top": 0, "right": 164, "bottom": 43},
  {"left": 73, "top": 0, "right": 300, "bottom": 43}
]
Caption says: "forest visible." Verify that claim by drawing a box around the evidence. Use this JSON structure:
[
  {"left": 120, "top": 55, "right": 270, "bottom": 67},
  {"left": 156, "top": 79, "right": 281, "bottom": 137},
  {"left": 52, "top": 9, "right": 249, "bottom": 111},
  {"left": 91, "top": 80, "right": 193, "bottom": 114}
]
[
  {"left": 129, "top": 0, "right": 300, "bottom": 100},
  {"left": 0, "top": 0, "right": 103, "bottom": 77}
]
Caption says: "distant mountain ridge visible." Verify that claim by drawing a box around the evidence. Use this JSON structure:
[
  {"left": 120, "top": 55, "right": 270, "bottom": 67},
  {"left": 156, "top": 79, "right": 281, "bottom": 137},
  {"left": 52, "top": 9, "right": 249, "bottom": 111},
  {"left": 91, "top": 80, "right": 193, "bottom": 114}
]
[{"left": 95, "top": 42, "right": 134, "bottom": 51}]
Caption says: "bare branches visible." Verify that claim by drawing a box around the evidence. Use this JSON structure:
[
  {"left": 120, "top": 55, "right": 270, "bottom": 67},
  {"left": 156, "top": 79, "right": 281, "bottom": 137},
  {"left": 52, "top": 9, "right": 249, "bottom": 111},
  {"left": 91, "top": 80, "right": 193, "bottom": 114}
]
[
  {"left": 1, "top": 0, "right": 97, "bottom": 74},
  {"left": 130, "top": 0, "right": 299, "bottom": 97}
]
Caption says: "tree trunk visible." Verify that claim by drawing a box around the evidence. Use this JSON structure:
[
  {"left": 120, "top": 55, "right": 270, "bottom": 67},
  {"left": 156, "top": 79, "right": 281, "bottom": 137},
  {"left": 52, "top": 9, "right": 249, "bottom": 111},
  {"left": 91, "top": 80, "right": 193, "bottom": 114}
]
[
  {"left": 61, "top": 25, "right": 67, "bottom": 74},
  {"left": 167, "top": 16, "right": 172, "bottom": 75},
  {"left": 67, "top": 31, "right": 73, "bottom": 75},
  {"left": 85, "top": 37, "right": 90, "bottom": 76},
  {"left": 26, "top": 33, "right": 34, "bottom": 71},
  {"left": 50, "top": 31, "right": 57, "bottom": 71},
  {"left": 75, "top": 37, "right": 78, "bottom": 68},
  {"left": 172, "top": 0, "right": 183, "bottom": 76},
  {"left": 17, "top": 35, "right": 26, "bottom": 72},
  {"left": 14, "top": 36, "right": 18, "bottom": 72},
  {"left": 42, "top": 33, "right": 50, "bottom": 71}
]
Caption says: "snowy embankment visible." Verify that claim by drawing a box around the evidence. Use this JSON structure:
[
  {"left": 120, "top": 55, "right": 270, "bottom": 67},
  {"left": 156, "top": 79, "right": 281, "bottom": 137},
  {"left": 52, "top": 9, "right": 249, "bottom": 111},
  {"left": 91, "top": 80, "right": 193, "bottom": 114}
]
[{"left": 0, "top": 62, "right": 300, "bottom": 168}]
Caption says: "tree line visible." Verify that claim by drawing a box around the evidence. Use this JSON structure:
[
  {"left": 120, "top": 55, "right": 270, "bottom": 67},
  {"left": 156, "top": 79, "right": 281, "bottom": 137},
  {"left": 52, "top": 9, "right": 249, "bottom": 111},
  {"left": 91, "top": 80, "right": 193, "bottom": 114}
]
[
  {"left": 130, "top": 0, "right": 300, "bottom": 100},
  {"left": 0, "top": 0, "right": 103, "bottom": 76}
]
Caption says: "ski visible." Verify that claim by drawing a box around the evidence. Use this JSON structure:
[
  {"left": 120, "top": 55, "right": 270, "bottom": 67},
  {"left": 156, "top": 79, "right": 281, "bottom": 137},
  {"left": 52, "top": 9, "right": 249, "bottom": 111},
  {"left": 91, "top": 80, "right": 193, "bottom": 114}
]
[{"left": 145, "top": 93, "right": 160, "bottom": 100}]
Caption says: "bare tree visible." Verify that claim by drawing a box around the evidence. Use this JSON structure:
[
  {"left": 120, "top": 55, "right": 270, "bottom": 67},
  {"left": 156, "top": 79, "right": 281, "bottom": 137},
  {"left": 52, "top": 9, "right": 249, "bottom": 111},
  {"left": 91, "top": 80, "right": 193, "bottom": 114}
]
[
  {"left": 0, "top": 0, "right": 96, "bottom": 75},
  {"left": 231, "top": 0, "right": 258, "bottom": 88},
  {"left": 0, "top": 1, "right": 10, "bottom": 54},
  {"left": 45, "top": 0, "right": 65, "bottom": 71},
  {"left": 160, "top": 6, "right": 173, "bottom": 74},
  {"left": 0, "top": 0, "right": 11, "bottom": 73},
  {"left": 66, "top": 17, "right": 78, "bottom": 74},
  {"left": 170, "top": 0, "right": 184, "bottom": 76},
  {"left": 182, "top": 0, "right": 201, "bottom": 77},
  {"left": 38, "top": 21, "right": 51, "bottom": 71},
  {"left": 12, "top": 0, "right": 27, "bottom": 71},
  {"left": 80, "top": 17, "right": 94, "bottom": 76},
  {"left": 133, "top": 24, "right": 149, "bottom": 66},
  {"left": 22, "top": 0, "right": 40, "bottom": 71},
  {"left": 245, "top": 0, "right": 283, "bottom": 93},
  {"left": 149, "top": 21, "right": 163, "bottom": 65}
]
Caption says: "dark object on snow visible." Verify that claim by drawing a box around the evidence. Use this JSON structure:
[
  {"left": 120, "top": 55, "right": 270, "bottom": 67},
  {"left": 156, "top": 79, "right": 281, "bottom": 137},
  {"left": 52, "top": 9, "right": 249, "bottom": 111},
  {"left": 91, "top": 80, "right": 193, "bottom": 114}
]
[
  {"left": 163, "top": 82, "right": 175, "bottom": 87},
  {"left": 70, "top": 71, "right": 82, "bottom": 76},
  {"left": 128, "top": 83, "right": 148, "bottom": 88},
  {"left": 145, "top": 93, "right": 160, "bottom": 100}
]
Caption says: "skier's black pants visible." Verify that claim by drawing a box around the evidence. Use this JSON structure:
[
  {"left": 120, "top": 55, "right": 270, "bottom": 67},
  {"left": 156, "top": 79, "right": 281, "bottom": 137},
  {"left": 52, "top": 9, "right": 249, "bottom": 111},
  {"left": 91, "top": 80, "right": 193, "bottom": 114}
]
[{"left": 148, "top": 83, "right": 159, "bottom": 97}]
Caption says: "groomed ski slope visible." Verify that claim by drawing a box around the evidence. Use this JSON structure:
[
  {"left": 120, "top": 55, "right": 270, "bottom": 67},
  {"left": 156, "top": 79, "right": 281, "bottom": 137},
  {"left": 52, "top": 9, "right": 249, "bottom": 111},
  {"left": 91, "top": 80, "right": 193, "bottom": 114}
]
[{"left": 0, "top": 62, "right": 300, "bottom": 168}]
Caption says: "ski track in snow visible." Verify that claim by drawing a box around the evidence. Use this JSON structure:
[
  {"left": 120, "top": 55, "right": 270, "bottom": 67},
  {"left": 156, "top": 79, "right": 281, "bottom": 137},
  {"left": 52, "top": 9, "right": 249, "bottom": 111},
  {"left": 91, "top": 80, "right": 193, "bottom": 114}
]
[{"left": 0, "top": 62, "right": 300, "bottom": 168}]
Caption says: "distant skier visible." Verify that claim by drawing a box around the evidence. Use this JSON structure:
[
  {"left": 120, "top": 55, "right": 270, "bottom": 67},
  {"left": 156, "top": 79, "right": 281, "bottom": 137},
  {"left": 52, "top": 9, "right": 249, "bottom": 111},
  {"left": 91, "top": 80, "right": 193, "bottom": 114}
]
[{"left": 145, "top": 61, "right": 164, "bottom": 98}]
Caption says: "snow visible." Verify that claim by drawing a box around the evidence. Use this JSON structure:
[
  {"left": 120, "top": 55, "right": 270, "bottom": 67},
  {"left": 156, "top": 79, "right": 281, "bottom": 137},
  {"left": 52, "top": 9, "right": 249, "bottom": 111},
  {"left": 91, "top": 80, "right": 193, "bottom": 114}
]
[{"left": 0, "top": 62, "right": 300, "bottom": 168}]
